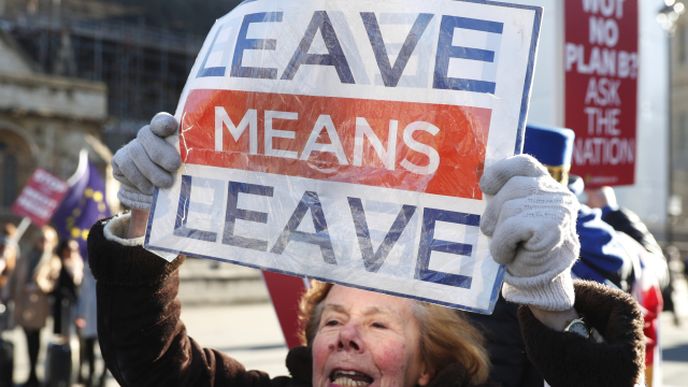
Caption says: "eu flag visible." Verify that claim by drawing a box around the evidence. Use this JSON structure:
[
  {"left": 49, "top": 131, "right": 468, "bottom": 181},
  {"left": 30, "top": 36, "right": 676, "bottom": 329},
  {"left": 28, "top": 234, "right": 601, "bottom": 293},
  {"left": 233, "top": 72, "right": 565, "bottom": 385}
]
[{"left": 52, "top": 150, "right": 111, "bottom": 259}]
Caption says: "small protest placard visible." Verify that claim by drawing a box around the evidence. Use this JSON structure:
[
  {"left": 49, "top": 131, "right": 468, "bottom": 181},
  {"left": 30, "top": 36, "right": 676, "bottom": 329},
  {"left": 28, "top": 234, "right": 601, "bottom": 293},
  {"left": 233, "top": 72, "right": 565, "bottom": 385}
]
[
  {"left": 145, "top": 0, "right": 541, "bottom": 313},
  {"left": 12, "top": 169, "right": 69, "bottom": 227},
  {"left": 565, "top": 0, "right": 638, "bottom": 188}
]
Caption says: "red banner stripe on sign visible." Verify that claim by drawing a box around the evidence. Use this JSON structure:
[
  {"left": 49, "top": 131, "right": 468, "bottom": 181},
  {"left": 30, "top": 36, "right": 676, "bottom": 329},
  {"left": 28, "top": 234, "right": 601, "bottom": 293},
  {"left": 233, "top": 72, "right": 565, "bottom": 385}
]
[{"left": 180, "top": 89, "right": 491, "bottom": 199}]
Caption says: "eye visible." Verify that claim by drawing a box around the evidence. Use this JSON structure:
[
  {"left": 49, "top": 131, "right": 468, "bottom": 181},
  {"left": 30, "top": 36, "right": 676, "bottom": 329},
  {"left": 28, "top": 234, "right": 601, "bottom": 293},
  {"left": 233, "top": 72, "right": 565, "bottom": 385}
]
[
  {"left": 324, "top": 319, "right": 340, "bottom": 327},
  {"left": 371, "top": 321, "right": 387, "bottom": 329}
]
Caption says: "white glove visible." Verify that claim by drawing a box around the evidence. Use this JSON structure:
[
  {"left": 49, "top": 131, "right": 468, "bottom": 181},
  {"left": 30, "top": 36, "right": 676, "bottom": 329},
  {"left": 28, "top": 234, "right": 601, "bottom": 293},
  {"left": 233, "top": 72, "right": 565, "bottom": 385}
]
[
  {"left": 480, "top": 154, "right": 580, "bottom": 311},
  {"left": 112, "top": 112, "right": 181, "bottom": 209}
]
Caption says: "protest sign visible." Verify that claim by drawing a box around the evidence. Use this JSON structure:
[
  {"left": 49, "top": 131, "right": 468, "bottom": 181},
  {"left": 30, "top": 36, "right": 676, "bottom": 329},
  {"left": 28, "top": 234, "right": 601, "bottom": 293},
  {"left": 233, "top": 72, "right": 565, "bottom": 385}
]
[
  {"left": 566, "top": 0, "right": 638, "bottom": 188},
  {"left": 12, "top": 168, "right": 68, "bottom": 227},
  {"left": 145, "top": 0, "right": 541, "bottom": 313}
]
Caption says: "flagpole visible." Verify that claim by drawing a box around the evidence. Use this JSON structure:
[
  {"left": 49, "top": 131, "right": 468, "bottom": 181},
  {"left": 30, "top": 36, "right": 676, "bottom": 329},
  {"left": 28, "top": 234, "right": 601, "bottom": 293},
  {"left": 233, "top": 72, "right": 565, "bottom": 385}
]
[
  {"left": 68, "top": 149, "right": 89, "bottom": 186},
  {"left": 11, "top": 217, "right": 31, "bottom": 245}
]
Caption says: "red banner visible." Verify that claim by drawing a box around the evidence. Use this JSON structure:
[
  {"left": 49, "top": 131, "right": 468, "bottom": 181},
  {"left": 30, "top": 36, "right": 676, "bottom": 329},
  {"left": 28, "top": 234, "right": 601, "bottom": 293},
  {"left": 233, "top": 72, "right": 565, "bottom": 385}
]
[
  {"left": 565, "top": 0, "right": 638, "bottom": 188},
  {"left": 262, "top": 272, "right": 307, "bottom": 349},
  {"left": 11, "top": 169, "right": 68, "bottom": 227},
  {"left": 180, "top": 89, "right": 491, "bottom": 199}
]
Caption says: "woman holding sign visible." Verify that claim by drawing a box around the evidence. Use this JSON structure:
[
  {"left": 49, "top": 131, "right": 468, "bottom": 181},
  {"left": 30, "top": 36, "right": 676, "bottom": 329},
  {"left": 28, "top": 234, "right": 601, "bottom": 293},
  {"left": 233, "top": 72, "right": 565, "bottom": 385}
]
[{"left": 88, "top": 113, "right": 645, "bottom": 387}]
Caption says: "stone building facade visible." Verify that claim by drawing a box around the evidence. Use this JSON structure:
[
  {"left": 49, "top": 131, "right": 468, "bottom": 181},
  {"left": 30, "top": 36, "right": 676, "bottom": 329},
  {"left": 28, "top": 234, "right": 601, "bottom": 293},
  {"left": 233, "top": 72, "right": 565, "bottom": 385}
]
[
  {"left": 0, "top": 0, "right": 209, "bottom": 228},
  {"left": 0, "top": 30, "right": 113, "bottom": 224}
]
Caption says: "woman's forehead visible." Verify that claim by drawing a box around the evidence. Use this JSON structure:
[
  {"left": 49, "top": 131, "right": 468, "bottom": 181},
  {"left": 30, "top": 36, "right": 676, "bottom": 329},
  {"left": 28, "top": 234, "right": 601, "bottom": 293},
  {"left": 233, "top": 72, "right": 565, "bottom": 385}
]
[{"left": 326, "top": 285, "right": 415, "bottom": 314}]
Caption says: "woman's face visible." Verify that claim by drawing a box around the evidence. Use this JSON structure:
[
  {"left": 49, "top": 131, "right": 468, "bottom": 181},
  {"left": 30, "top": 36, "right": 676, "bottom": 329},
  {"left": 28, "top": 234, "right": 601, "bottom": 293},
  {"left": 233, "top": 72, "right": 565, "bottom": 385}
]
[{"left": 311, "top": 285, "right": 430, "bottom": 387}]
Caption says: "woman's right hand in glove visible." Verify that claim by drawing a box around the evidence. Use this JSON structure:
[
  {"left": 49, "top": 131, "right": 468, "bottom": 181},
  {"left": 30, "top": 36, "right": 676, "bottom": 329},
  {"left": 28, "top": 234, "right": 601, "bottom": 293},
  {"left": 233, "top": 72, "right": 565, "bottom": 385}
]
[{"left": 111, "top": 112, "right": 181, "bottom": 237}]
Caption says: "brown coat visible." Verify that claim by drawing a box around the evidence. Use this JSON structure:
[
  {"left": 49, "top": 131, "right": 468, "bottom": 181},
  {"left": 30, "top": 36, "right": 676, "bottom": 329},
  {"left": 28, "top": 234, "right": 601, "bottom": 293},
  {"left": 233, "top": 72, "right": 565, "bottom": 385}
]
[{"left": 12, "top": 249, "right": 60, "bottom": 330}]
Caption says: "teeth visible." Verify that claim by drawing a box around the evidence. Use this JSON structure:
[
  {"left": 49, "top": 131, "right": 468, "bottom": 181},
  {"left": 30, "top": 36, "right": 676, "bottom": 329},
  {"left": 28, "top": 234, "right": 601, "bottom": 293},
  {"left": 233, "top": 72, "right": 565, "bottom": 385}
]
[
  {"left": 330, "top": 370, "right": 373, "bottom": 387},
  {"left": 332, "top": 377, "right": 370, "bottom": 387}
]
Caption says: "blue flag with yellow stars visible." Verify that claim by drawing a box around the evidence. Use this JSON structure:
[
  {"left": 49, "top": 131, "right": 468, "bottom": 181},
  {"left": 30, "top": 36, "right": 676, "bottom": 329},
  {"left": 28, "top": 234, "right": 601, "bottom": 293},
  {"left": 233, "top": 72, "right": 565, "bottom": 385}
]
[{"left": 52, "top": 151, "right": 111, "bottom": 259}]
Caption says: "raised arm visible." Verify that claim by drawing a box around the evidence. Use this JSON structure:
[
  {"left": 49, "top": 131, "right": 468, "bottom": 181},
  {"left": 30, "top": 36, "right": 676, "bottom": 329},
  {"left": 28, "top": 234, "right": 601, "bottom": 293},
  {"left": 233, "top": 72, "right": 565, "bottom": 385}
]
[
  {"left": 89, "top": 113, "right": 275, "bottom": 386},
  {"left": 480, "top": 155, "right": 580, "bottom": 326},
  {"left": 479, "top": 155, "right": 645, "bottom": 386},
  {"left": 89, "top": 216, "right": 275, "bottom": 386}
]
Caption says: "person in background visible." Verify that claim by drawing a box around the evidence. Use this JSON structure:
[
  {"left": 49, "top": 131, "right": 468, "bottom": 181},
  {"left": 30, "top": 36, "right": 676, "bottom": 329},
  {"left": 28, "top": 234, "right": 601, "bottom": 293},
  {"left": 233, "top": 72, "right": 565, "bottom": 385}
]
[
  {"left": 662, "top": 244, "right": 683, "bottom": 326},
  {"left": 586, "top": 185, "right": 669, "bottom": 291},
  {"left": 76, "top": 262, "right": 108, "bottom": 387},
  {"left": 0, "top": 223, "right": 18, "bottom": 333},
  {"left": 51, "top": 239, "right": 83, "bottom": 336},
  {"left": 587, "top": 187, "right": 663, "bottom": 253},
  {"left": 585, "top": 184, "right": 669, "bottom": 384},
  {"left": 11, "top": 225, "right": 60, "bottom": 387},
  {"left": 0, "top": 223, "right": 18, "bottom": 303}
]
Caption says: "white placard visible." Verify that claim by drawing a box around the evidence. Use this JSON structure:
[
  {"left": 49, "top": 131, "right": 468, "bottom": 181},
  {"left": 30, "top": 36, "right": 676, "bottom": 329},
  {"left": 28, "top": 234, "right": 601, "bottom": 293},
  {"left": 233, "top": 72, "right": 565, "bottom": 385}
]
[{"left": 146, "top": 0, "right": 542, "bottom": 313}]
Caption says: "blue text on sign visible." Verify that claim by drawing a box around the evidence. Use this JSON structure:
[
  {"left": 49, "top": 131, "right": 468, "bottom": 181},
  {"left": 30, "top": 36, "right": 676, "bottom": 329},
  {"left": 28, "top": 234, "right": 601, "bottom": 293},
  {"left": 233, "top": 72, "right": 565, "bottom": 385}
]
[
  {"left": 172, "top": 174, "right": 478, "bottom": 289},
  {"left": 197, "top": 10, "right": 503, "bottom": 93}
]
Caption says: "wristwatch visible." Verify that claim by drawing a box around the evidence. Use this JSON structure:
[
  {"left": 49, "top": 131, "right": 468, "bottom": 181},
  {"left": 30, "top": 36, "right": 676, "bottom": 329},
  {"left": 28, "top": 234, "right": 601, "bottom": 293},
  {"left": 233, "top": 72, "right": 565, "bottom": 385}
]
[{"left": 563, "top": 317, "right": 591, "bottom": 339}]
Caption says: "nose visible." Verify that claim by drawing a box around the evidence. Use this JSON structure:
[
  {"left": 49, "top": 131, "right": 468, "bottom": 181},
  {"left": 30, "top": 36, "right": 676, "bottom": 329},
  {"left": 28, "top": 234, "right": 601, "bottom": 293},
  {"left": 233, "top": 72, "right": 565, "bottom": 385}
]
[{"left": 336, "top": 322, "right": 363, "bottom": 352}]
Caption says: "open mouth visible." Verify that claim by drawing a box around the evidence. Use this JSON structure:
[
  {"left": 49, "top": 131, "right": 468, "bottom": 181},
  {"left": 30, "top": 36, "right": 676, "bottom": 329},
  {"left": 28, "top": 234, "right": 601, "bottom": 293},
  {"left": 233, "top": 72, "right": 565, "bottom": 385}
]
[{"left": 329, "top": 369, "right": 375, "bottom": 387}]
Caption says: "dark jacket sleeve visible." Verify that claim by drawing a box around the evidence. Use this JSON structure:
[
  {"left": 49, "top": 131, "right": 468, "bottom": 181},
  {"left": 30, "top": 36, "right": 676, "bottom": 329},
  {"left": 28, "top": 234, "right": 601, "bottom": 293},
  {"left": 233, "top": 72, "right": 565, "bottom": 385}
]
[
  {"left": 467, "top": 295, "right": 543, "bottom": 387},
  {"left": 87, "top": 217, "right": 277, "bottom": 387},
  {"left": 602, "top": 207, "right": 663, "bottom": 256},
  {"left": 517, "top": 280, "right": 645, "bottom": 387}
]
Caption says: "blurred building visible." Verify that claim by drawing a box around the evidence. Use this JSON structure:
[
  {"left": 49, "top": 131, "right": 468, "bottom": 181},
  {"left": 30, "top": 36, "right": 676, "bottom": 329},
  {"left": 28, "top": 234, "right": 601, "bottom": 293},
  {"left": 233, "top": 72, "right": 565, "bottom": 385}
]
[
  {"left": 0, "top": 28, "right": 109, "bottom": 223},
  {"left": 0, "top": 0, "right": 205, "bottom": 148},
  {"left": 0, "top": 0, "right": 238, "bottom": 224}
]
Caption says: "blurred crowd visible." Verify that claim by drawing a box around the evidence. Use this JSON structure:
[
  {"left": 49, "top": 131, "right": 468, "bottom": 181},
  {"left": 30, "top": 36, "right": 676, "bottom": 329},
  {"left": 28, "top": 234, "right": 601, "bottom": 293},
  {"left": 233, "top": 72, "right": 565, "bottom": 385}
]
[{"left": 0, "top": 223, "right": 106, "bottom": 387}]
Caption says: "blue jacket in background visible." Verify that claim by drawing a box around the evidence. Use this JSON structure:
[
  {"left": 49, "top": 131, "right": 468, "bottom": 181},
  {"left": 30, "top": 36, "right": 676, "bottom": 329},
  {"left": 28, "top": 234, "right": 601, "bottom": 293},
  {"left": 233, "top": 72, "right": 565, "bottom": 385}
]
[{"left": 573, "top": 204, "right": 636, "bottom": 292}]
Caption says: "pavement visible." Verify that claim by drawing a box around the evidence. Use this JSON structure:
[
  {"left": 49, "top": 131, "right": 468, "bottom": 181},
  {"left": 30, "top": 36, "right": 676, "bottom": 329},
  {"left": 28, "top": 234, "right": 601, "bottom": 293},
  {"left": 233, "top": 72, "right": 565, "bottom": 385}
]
[
  {"left": 4, "top": 267, "right": 688, "bottom": 386},
  {"left": 658, "top": 276, "right": 688, "bottom": 386}
]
